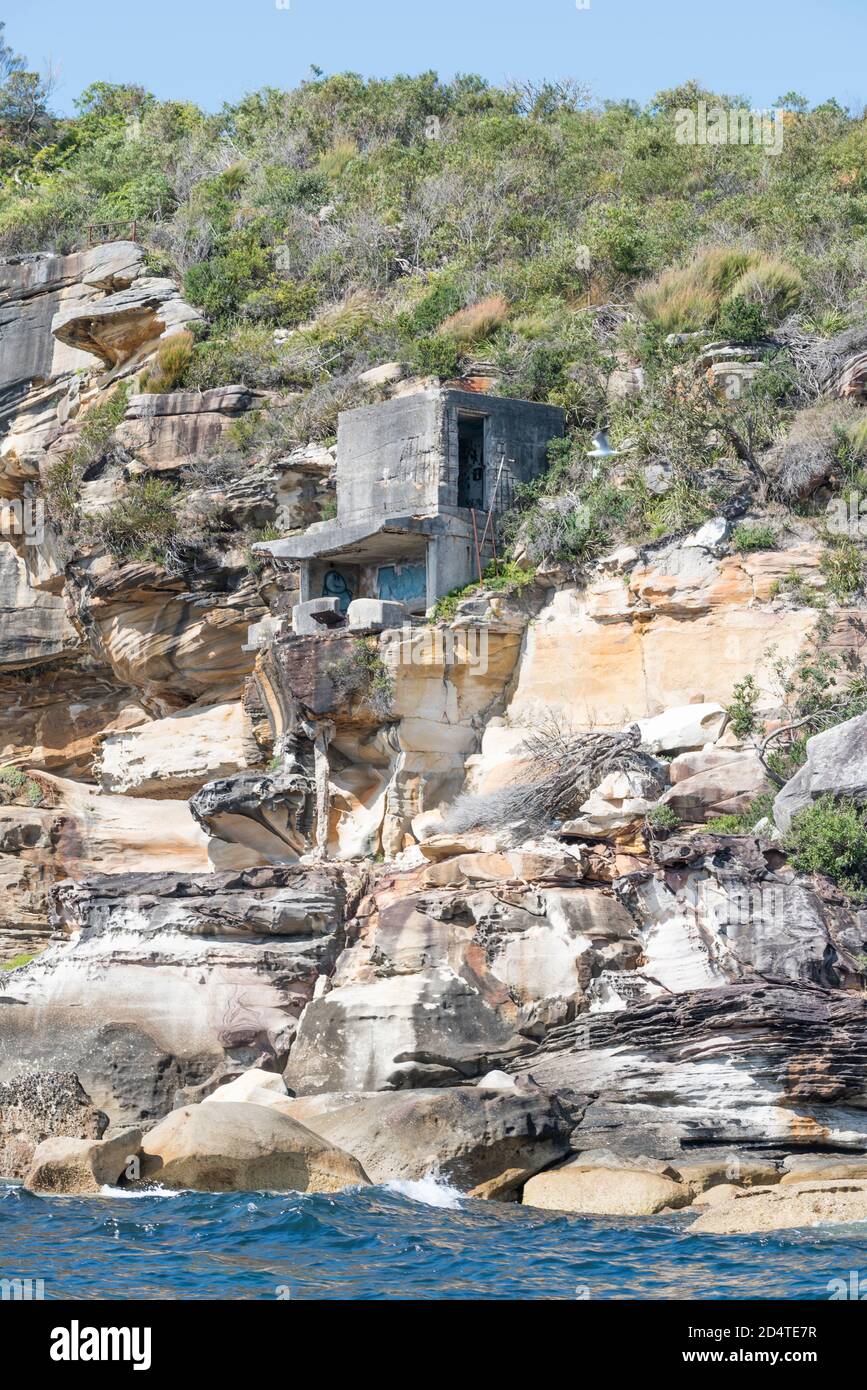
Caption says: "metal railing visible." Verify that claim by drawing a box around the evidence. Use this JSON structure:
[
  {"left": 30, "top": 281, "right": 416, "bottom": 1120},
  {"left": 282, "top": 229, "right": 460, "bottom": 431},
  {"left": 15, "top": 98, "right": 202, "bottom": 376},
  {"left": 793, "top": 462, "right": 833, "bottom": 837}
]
[{"left": 86, "top": 219, "right": 138, "bottom": 246}]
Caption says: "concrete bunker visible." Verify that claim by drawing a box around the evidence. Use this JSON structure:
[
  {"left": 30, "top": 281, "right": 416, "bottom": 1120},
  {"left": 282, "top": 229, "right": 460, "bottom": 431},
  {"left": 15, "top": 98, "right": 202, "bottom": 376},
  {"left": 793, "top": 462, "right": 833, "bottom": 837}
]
[{"left": 256, "top": 386, "right": 564, "bottom": 628}]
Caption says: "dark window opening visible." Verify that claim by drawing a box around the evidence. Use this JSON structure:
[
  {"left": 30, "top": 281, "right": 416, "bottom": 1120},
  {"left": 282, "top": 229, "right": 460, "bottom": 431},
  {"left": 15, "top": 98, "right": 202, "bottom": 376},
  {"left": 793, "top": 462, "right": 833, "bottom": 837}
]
[{"left": 457, "top": 415, "right": 486, "bottom": 510}]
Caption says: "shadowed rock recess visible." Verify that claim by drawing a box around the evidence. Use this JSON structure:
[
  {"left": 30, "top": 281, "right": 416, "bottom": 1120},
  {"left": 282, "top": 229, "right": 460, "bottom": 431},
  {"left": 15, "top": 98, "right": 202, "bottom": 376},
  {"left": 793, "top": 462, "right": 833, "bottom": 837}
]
[{"left": 2, "top": 131, "right": 867, "bottom": 1219}]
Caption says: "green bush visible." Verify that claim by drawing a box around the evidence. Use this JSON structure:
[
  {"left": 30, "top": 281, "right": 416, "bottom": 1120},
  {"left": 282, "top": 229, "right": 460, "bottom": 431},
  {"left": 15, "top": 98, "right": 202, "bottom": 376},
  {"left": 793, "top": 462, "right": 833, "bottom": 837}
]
[
  {"left": 88, "top": 476, "right": 179, "bottom": 565},
  {"left": 732, "top": 523, "right": 777, "bottom": 552},
  {"left": 716, "top": 296, "right": 767, "bottom": 343},
  {"left": 430, "top": 559, "right": 535, "bottom": 623},
  {"left": 706, "top": 792, "right": 776, "bottom": 834},
  {"left": 725, "top": 674, "right": 761, "bottom": 738},
  {"left": 409, "top": 335, "right": 462, "bottom": 378},
  {"left": 645, "top": 803, "right": 681, "bottom": 832},
  {"left": 636, "top": 248, "right": 802, "bottom": 335},
  {"left": 784, "top": 794, "right": 867, "bottom": 899},
  {"left": 821, "top": 539, "right": 864, "bottom": 602},
  {"left": 184, "top": 236, "right": 271, "bottom": 320},
  {"left": 0, "top": 766, "right": 43, "bottom": 806},
  {"left": 44, "top": 382, "right": 131, "bottom": 526}
]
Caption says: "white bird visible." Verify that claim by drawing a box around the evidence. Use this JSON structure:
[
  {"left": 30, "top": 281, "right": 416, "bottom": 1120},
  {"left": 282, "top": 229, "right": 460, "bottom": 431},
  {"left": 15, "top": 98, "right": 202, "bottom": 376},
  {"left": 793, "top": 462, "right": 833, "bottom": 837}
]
[{"left": 586, "top": 429, "right": 616, "bottom": 459}]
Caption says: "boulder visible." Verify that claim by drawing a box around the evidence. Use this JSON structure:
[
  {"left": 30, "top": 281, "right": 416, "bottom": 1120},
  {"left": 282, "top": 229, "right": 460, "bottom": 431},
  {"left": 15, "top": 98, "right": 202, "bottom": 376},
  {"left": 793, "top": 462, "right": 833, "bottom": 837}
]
[
  {"left": 659, "top": 754, "right": 768, "bottom": 821},
  {"left": 282, "top": 1086, "right": 572, "bottom": 1189},
  {"left": 0, "top": 1071, "right": 108, "bottom": 1181},
  {"left": 203, "top": 1068, "right": 288, "bottom": 1105},
  {"left": 773, "top": 711, "right": 867, "bottom": 832},
  {"left": 51, "top": 276, "right": 200, "bottom": 369},
  {"left": 25, "top": 1128, "right": 142, "bottom": 1195},
  {"left": 670, "top": 1157, "right": 780, "bottom": 1194},
  {"left": 522, "top": 1164, "right": 691, "bottom": 1216},
  {"left": 140, "top": 1102, "right": 369, "bottom": 1192},
  {"left": 357, "top": 362, "right": 405, "bottom": 388},
  {"left": 684, "top": 517, "right": 730, "bottom": 551},
  {"left": 561, "top": 765, "right": 664, "bottom": 843},
  {"left": 468, "top": 1168, "right": 528, "bottom": 1201},
  {"left": 116, "top": 386, "right": 256, "bottom": 472},
  {"left": 688, "top": 1179, "right": 867, "bottom": 1234},
  {"left": 780, "top": 1155, "right": 867, "bottom": 1184},
  {"left": 695, "top": 1183, "right": 745, "bottom": 1207},
  {"left": 637, "top": 703, "right": 727, "bottom": 754}
]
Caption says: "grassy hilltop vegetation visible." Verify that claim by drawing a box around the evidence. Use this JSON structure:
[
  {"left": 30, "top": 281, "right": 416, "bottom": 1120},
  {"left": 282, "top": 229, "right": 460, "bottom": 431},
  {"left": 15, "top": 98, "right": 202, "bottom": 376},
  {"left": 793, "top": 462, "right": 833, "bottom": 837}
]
[{"left": 2, "top": 29, "right": 867, "bottom": 569}]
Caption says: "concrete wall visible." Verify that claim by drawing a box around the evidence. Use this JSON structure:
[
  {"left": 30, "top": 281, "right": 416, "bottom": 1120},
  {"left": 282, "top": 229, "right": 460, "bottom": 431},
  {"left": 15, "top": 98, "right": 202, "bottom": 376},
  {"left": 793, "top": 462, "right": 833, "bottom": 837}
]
[
  {"left": 336, "top": 391, "right": 445, "bottom": 525},
  {"left": 442, "top": 391, "right": 565, "bottom": 514},
  {"left": 335, "top": 388, "right": 565, "bottom": 528},
  {"left": 302, "top": 549, "right": 430, "bottom": 615}
]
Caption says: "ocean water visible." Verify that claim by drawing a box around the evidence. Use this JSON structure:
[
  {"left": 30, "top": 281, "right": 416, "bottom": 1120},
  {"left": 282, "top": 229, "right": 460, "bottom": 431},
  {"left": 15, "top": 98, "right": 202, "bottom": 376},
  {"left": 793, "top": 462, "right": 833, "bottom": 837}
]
[{"left": 1, "top": 1178, "right": 863, "bottom": 1300}]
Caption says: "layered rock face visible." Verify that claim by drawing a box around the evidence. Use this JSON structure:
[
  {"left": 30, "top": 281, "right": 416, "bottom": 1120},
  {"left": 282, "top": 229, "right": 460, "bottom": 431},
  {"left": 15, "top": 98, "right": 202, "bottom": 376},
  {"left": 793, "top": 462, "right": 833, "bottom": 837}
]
[
  {"left": 3, "top": 241, "right": 867, "bottom": 1193},
  {"left": 1, "top": 865, "right": 351, "bottom": 1126},
  {"left": 510, "top": 981, "right": 867, "bottom": 1159}
]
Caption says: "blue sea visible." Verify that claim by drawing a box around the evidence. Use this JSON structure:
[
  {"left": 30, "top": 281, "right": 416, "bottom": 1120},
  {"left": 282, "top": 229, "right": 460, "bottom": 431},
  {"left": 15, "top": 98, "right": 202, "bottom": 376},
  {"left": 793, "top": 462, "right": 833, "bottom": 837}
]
[{"left": 1, "top": 1178, "right": 864, "bottom": 1300}]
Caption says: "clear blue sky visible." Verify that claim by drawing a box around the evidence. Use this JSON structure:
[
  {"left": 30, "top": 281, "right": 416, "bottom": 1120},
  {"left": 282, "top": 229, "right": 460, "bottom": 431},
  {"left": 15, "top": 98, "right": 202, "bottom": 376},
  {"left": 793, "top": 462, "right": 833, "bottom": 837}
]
[{"left": 5, "top": 0, "right": 865, "bottom": 116}]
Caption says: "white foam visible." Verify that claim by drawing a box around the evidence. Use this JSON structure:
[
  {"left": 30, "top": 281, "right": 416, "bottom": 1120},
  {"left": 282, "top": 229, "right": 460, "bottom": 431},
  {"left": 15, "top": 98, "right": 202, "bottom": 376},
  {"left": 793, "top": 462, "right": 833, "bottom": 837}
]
[
  {"left": 98, "top": 1184, "right": 181, "bottom": 1199},
  {"left": 385, "top": 1174, "right": 464, "bottom": 1209}
]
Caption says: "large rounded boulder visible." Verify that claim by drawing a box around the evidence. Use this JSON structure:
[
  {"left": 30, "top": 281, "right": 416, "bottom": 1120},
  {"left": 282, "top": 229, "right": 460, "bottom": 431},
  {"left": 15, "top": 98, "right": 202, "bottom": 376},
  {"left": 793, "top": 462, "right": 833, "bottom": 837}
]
[{"left": 140, "top": 1102, "right": 369, "bottom": 1192}]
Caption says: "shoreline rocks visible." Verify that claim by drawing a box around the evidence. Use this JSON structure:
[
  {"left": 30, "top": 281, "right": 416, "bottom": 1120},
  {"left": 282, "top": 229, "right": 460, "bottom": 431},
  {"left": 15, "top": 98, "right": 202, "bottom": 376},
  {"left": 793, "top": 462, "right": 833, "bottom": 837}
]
[
  {"left": 283, "top": 1085, "right": 573, "bottom": 1188},
  {"left": 688, "top": 1179, "right": 867, "bottom": 1234},
  {"left": 26, "top": 1128, "right": 141, "bottom": 1195},
  {"left": 139, "top": 1102, "right": 369, "bottom": 1193},
  {"left": 0, "top": 1071, "right": 108, "bottom": 1181}
]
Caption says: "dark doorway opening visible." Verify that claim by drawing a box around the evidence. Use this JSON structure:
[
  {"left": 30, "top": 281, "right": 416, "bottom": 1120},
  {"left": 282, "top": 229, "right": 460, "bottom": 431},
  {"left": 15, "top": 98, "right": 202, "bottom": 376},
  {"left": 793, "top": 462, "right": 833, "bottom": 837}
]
[{"left": 457, "top": 415, "right": 486, "bottom": 510}]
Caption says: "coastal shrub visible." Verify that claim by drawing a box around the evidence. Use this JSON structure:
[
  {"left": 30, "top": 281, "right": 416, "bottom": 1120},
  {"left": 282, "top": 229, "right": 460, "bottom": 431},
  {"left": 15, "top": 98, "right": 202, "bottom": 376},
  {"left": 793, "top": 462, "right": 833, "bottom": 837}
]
[
  {"left": 444, "top": 725, "right": 666, "bottom": 836},
  {"left": 645, "top": 803, "right": 681, "bottom": 833},
  {"left": 636, "top": 248, "right": 757, "bottom": 333},
  {"left": 726, "top": 674, "right": 761, "bottom": 739},
  {"left": 438, "top": 295, "right": 509, "bottom": 345},
  {"left": 429, "top": 559, "right": 535, "bottom": 623},
  {"left": 0, "top": 766, "right": 43, "bottom": 806},
  {"left": 723, "top": 258, "right": 804, "bottom": 324},
  {"left": 184, "top": 235, "right": 272, "bottom": 320},
  {"left": 715, "top": 296, "right": 768, "bottom": 343},
  {"left": 783, "top": 794, "right": 867, "bottom": 899},
  {"left": 732, "top": 523, "right": 777, "bottom": 552},
  {"left": 636, "top": 248, "right": 802, "bottom": 335},
  {"left": 328, "top": 637, "right": 394, "bottom": 719},
  {"left": 244, "top": 524, "right": 281, "bottom": 574},
  {"left": 706, "top": 791, "right": 776, "bottom": 834},
  {"left": 820, "top": 538, "right": 864, "bottom": 601},
  {"left": 766, "top": 400, "right": 859, "bottom": 501},
  {"left": 88, "top": 476, "right": 179, "bottom": 565},
  {"left": 44, "top": 382, "right": 131, "bottom": 526},
  {"left": 1, "top": 953, "right": 37, "bottom": 970},
  {"left": 139, "top": 331, "right": 194, "bottom": 393},
  {"left": 184, "top": 325, "right": 294, "bottom": 390},
  {"left": 409, "top": 335, "right": 462, "bottom": 378}
]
